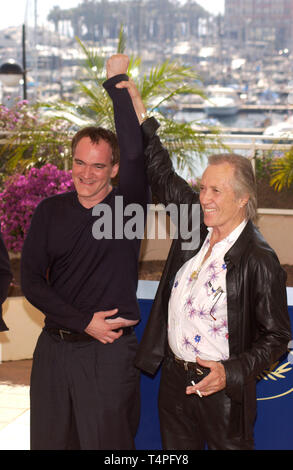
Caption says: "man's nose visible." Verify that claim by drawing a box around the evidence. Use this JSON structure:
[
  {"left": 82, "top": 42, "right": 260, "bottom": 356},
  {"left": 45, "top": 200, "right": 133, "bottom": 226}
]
[
  {"left": 200, "top": 189, "right": 210, "bottom": 205},
  {"left": 83, "top": 165, "right": 93, "bottom": 178}
]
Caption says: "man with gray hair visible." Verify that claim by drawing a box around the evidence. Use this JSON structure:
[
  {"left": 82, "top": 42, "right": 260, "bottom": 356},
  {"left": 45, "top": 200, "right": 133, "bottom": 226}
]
[{"left": 115, "top": 73, "right": 292, "bottom": 450}]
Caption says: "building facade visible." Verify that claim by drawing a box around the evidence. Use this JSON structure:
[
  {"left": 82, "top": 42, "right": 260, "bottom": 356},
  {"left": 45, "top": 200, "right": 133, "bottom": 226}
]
[{"left": 224, "top": 0, "right": 293, "bottom": 51}]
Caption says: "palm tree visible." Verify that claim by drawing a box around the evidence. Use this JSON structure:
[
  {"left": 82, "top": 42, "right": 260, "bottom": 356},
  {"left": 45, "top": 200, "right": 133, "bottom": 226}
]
[
  {"left": 270, "top": 148, "right": 293, "bottom": 191},
  {"left": 56, "top": 32, "right": 221, "bottom": 176},
  {"left": 1, "top": 29, "right": 222, "bottom": 177}
]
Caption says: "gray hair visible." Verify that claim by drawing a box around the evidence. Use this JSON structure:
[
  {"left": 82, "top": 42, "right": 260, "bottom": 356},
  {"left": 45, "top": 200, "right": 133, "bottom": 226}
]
[{"left": 207, "top": 153, "right": 257, "bottom": 221}]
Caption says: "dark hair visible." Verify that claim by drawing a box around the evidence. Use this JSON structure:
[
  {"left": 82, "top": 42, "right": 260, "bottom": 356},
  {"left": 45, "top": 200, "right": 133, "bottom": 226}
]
[
  {"left": 207, "top": 153, "right": 257, "bottom": 221},
  {"left": 71, "top": 126, "right": 120, "bottom": 166}
]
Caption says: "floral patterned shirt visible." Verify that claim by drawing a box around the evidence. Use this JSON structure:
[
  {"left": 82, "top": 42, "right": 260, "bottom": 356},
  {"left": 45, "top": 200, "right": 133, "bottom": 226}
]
[{"left": 168, "top": 219, "right": 247, "bottom": 362}]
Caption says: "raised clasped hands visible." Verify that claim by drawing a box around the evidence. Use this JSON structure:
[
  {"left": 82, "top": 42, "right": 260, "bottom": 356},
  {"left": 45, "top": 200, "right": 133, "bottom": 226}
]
[
  {"left": 106, "top": 53, "right": 130, "bottom": 79},
  {"left": 185, "top": 356, "right": 226, "bottom": 398},
  {"left": 106, "top": 53, "right": 146, "bottom": 123}
]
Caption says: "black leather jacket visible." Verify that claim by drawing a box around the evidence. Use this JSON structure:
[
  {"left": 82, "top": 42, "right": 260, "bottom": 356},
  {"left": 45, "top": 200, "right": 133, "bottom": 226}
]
[{"left": 135, "top": 117, "right": 292, "bottom": 438}]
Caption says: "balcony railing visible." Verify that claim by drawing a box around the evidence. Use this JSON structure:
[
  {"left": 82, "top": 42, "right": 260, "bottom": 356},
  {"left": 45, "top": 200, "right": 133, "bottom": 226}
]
[
  {"left": 0, "top": 130, "right": 292, "bottom": 171},
  {"left": 205, "top": 132, "right": 292, "bottom": 157}
]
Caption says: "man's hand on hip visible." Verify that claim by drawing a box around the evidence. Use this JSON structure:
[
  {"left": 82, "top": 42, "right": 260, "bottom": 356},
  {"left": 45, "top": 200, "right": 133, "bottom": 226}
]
[
  {"left": 185, "top": 356, "right": 226, "bottom": 397},
  {"left": 85, "top": 309, "right": 125, "bottom": 344},
  {"left": 106, "top": 54, "right": 129, "bottom": 79}
]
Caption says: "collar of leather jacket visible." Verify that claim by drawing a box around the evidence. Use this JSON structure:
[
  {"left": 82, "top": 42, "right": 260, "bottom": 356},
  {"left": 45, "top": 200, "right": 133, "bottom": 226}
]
[
  {"left": 224, "top": 219, "right": 254, "bottom": 266},
  {"left": 224, "top": 219, "right": 274, "bottom": 268}
]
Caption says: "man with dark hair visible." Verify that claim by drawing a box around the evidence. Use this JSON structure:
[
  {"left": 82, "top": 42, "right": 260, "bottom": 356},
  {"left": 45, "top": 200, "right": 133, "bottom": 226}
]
[
  {"left": 115, "top": 75, "right": 292, "bottom": 450},
  {"left": 21, "top": 55, "right": 149, "bottom": 450}
]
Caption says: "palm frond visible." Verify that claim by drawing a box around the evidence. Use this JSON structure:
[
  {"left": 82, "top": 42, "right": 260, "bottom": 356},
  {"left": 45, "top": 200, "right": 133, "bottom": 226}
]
[
  {"left": 155, "top": 116, "right": 225, "bottom": 177},
  {"left": 270, "top": 149, "right": 293, "bottom": 191},
  {"left": 139, "top": 60, "right": 202, "bottom": 102},
  {"left": 75, "top": 36, "right": 105, "bottom": 82},
  {"left": 117, "top": 24, "right": 126, "bottom": 53}
]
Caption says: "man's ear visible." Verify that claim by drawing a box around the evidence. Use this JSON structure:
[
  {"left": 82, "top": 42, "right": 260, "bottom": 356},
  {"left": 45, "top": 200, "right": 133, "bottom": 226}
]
[
  {"left": 111, "top": 163, "right": 119, "bottom": 179},
  {"left": 239, "top": 194, "right": 249, "bottom": 208}
]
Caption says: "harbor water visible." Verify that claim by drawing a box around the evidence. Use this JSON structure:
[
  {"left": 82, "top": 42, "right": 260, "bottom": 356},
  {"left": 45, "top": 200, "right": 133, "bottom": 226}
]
[{"left": 174, "top": 109, "right": 291, "bottom": 130}]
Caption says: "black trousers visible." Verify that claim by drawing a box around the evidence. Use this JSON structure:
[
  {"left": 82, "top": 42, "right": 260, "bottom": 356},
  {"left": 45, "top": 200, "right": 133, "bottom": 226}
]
[
  {"left": 158, "top": 355, "right": 255, "bottom": 450},
  {"left": 30, "top": 330, "right": 140, "bottom": 450}
]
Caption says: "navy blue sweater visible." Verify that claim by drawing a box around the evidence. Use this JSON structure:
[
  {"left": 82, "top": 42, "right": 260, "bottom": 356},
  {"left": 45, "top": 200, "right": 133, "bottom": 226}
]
[{"left": 21, "top": 74, "right": 149, "bottom": 332}]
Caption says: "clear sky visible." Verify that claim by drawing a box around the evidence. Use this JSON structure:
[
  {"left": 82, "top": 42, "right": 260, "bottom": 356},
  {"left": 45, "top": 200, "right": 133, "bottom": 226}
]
[{"left": 0, "top": 0, "right": 225, "bottom": 30}]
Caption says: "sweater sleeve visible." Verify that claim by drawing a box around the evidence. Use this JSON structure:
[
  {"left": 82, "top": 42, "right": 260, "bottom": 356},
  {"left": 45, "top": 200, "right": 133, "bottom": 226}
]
[
  {"left": 103, "top": 74, "right": 149, "bottom": 205},
  {"left": 0, "top": 232, "right": 12, "bottom": 331},
  {"left": 21, "top": 200, "right": 93, "bottom": 333}
]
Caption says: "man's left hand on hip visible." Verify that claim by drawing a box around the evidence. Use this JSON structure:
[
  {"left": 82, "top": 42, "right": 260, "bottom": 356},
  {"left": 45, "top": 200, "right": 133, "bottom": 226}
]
[{"left": 185, "top": 356, "right": 226, "bottom": 397}]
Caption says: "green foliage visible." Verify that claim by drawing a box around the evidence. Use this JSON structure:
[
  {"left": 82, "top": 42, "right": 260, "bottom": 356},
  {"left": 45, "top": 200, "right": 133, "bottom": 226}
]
[
  {"left": 270, "top": 148, "right": 293, "bottom": 191},
  {"left": 117, "top": 24, "right": 126, "bottom": 54},
  {"left": 255, "top": 154, "right": 274, "bottom": 180},
  {"left": 61, "top": 35, "right": 222, "bottom": 177},
  {"left": 255, "top": 149, "right": 293, "bottom": 192},
  {"left": 0, "top": 98, "right": 72, "bottom": 174}
]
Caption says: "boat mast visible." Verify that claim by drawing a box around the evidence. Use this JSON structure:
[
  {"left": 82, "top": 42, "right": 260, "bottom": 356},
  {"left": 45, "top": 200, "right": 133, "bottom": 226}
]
[{"left": 34, "top": 0, "right": 38, "bottom": 99}]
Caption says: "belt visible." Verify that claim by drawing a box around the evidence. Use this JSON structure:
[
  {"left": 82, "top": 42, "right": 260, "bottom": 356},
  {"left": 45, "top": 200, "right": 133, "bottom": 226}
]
[
  {"left": 171, "top": 353, "right": 210, "bottom": 376},
  {"left": 45, "top": 327, "right": 94, "bottom": 342},
  {"left": 112, "top": 326, "right": 134, "bottom": 335},
  {"left": 45, "top": 326, "right": 134, "bottom": 342}
]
